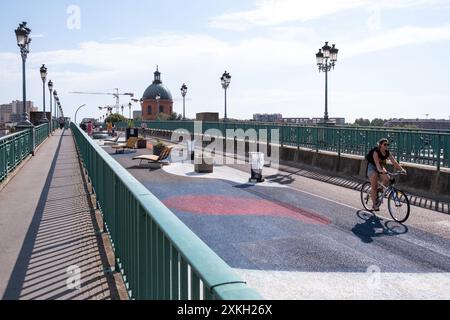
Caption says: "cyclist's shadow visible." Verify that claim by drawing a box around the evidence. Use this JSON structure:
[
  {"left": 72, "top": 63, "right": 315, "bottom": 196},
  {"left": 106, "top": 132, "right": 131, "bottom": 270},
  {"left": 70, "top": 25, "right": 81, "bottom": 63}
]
[{"left": 351, "top": 210, "right": 408, "bottom": 243}]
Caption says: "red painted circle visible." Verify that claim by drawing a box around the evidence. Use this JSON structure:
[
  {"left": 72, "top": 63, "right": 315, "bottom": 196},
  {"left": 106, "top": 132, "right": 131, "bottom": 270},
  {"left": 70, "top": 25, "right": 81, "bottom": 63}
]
[{"left": 163, "top": 195, "right": 331, "bottom": 225}]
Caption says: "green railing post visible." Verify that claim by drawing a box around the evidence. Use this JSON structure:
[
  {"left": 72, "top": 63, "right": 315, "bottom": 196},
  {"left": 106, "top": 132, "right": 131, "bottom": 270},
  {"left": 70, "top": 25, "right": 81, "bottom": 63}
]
[
  {"left": 437, "top": 134, "right": 441, "bottom": 171},
  {"left": 315, "top": 127, "right": 319, "bottom": 152},
  {"left": 337, "top": 128, "right": 341, "bottom": 157}
]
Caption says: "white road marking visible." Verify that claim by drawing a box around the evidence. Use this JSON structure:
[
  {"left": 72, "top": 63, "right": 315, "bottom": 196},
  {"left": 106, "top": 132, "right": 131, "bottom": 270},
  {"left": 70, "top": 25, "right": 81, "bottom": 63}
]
[{"left": 235, "top": 269, "right": 450, "bottom": 300}]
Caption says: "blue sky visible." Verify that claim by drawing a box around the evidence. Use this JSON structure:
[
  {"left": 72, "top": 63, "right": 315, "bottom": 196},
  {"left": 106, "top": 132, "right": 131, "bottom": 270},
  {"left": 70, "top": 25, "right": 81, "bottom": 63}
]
[{"left": 1, "top": 0, "right": 450, "bottom": 122}]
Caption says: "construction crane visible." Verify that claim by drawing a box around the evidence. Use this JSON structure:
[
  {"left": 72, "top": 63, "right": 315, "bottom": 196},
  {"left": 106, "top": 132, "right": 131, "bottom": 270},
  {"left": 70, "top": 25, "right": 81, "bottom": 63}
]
[{"left": 70, "top": 88, "right": 134, "bottom": 113}]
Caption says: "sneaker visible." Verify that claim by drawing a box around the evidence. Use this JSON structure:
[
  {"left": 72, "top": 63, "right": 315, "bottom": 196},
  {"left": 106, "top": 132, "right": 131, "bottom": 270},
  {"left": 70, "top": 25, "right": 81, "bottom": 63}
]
[{"left": 371, "top": 205, "right": 380, "bottom": 212}]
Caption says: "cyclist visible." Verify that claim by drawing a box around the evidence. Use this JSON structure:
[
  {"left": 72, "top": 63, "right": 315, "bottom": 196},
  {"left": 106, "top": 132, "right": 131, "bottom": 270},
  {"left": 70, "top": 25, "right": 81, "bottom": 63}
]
[{"left": 366, "top": 138, "right": 406, "bottom": 211}]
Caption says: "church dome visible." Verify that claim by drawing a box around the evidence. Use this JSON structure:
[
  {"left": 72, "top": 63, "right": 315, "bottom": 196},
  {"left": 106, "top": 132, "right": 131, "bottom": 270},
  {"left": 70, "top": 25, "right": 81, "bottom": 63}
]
[{"left": 142, "top": 66, "right": 173, "bottom": 100}]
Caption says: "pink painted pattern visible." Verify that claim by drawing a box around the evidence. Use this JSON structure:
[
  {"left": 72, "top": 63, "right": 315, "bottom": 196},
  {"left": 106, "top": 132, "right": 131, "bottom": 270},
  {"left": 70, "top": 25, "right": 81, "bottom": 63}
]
[{"left": 163, "top": 195, "right": 331, "bottom": 225}]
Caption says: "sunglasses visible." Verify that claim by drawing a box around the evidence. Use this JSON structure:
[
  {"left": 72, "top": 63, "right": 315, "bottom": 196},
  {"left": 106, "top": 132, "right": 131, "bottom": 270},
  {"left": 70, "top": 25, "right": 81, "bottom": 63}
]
[{"left": 382, "top": 143, "right": 390, "bottom": 146}]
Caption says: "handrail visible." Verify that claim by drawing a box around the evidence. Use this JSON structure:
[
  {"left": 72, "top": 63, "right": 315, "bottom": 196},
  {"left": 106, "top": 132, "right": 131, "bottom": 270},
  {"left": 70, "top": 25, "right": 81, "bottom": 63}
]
[
  {"left": 0, "top": 129, "right": 32, "bottom": 182},
  {"left": 71, "top": 122, "right": 261, "bottom": 300},
  {"left": 35, "top": 123, "right": 49, "bottom": 148}
]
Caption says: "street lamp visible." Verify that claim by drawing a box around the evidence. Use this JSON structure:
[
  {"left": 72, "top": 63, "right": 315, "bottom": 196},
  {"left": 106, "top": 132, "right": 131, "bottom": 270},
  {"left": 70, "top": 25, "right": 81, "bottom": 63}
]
[
  {"left": 15, "top": 22, "right": 33, "bottom": 128},
  {"left": 220, "top": 71, "right": 231, "bottom": 121},
  {"left": 316, "top": 42, "right": 339, "bottom": 124},
  {"left": 128, "top": 102, "right": 132, "bottom": 119},
  {"left": 74, "top": 104, "right": 87, "bottom": 124},
  {"left": 39, "top": 64, "right": 49, "bottom": 124},
  {"left": 48, "top": 80, "right": 53, "bottom": 131},
  {"left": 180, "top": 83, "right": 188, "bottom": 120},
  {"left": 53, "top": 90, "right": 58, "bottom": 124}
]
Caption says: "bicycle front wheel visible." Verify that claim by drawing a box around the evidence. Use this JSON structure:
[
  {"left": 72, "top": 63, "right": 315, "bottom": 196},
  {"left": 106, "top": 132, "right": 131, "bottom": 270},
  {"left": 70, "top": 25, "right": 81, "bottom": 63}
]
[
  {"left": 360, "top": 182, "right": 374, "bottom": 211},
  {"left": 388, "top": 189, "right": 410, "bottom": 223}
]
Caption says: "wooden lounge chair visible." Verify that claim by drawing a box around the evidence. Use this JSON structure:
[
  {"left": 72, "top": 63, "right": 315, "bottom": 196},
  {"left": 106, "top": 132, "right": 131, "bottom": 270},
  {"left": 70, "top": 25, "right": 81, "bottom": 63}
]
[
  {"left": 132, "top": 145, "right": 174, "bottom": 166},
  {"left": 111, "top": 137, "right": 138, "bottom": 153},
  {"left": 103, "top": 133, "right": 122, "bottom": 145}
]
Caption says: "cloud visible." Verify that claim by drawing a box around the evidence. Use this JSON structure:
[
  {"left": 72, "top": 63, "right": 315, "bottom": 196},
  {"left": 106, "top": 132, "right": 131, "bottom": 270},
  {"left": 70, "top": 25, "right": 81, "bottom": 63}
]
[
  {"left": 342, "top": 23, "right": 450, "bottom": 57},
  {"left": 2, "top": 20, "right": 450, "bottom": 121},
  {"left": 209, "top": 0, "right": 447, "bottom": 31}
]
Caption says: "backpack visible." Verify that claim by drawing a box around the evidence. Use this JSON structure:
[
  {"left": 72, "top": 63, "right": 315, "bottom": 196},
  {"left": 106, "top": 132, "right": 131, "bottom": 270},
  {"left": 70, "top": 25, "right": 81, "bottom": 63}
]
[{"left": 365, "top": 147, "right": 377, "bottom": 163}]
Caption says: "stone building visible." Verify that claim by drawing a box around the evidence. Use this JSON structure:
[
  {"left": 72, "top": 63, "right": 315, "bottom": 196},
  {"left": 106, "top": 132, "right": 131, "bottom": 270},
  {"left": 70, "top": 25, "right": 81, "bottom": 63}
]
[{"left": 141, "top": 67, "right": 173, "bottom": 120}]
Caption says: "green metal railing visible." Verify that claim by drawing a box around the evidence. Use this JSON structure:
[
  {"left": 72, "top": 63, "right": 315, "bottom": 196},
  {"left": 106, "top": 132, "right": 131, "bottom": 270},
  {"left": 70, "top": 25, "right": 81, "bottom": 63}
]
[
  {"left": 35, "top": 123, "right": 49, "bottom": 148},
  {"left": 71, "top": 123, "right": 261, "bottom": 300},
  {"left": 0, "top": 129, "right": 32, "bottom": 182},
  {"left": 126, "top": 120, "right": 450, "bottom": 170},
  {"left": 52, "top": 119, "right": 59, "bottom": 132},
  {"left": 0, "top": 123, "right": 54, "bottom": 183}
]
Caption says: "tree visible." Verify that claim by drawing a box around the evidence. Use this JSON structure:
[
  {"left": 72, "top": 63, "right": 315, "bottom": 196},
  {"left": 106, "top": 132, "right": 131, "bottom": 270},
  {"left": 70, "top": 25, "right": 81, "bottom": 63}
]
[
  {"left": 157, "top": 112, "right": 182, "bottom": 121},
  {"left": 370, "top": 118, "right": 386, "bottom": 127},
  {"left": 105, "top": 113, "right": 127, "bottom": 124},
  {"left": 354, "top": 118, "right": 370, "bottom": 126},
  {"left": 169, "top": 112, "right": 183, "bottom": 121}
]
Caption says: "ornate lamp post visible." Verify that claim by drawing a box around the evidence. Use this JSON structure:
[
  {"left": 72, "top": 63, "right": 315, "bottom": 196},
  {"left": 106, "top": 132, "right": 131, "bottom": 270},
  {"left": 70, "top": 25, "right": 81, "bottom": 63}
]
[
  {"left": 220, "top": 71, "right": 231, "bottom": 121},
  {"left": 128, "top": 102, "right": 132, "bottom": 119},
  {"left": 316, "top": 42, "right": 339, "bottom": 124},
  {"left": 48, "top": 80, "right": 53, "bottom": 132},
  {"left": 180, "top": 83, "right": 188, "bottom": 120},
  {"left": 53, "top": 90, "right": 58, "bottom": 126},
  {"left": 15, "top": 22, "right": 33, "bottom": 129},
  {"left": 39, "top": 64, "right": 49, "bottom": 124}
]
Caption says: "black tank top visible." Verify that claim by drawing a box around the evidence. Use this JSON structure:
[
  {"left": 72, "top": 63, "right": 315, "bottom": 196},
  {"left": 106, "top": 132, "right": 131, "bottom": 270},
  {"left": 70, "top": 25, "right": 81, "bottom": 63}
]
[{"left": 368, "top": 147, "right": 390, "bottom": 166}]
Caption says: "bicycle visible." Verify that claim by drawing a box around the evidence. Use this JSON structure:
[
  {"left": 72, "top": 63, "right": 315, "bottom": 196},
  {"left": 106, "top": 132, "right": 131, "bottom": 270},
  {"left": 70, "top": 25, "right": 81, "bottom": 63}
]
[{"left": 360, "top": 171, "right": 410, "bottom": 223}]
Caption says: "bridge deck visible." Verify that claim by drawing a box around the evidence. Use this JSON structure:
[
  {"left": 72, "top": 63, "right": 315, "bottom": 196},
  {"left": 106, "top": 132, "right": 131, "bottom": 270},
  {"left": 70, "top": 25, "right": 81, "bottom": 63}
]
[
  {"left": 0, "top": 129, "right": 123, "bottom": 300},
  {"left": 101, "top": 136, "right": 450, "bottom": 299}
]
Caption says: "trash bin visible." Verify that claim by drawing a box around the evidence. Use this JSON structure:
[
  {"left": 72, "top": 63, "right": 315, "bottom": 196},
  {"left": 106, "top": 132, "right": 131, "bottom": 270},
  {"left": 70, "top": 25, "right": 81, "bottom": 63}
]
[
  {"left": 187, "top": 139, "right": 196, "bottom": 161},
  {"left": 249, "top": 152, "right": 265, "bottom": 183},
  {"left": 126, "top": 127, "right": 139, "bottom": 141}
]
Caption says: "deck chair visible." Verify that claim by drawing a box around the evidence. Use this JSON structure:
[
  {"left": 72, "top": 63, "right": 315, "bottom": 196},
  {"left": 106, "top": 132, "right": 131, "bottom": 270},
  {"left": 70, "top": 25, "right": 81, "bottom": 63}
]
[
  {"left": 111, "top": 137, "right": 138, "bottom": 153},
  {"left": 132, "top": 145, "right": 174, "bottom": 166},
  {"left": 103, "top": 133, "right": 122, "bottom": 145}
]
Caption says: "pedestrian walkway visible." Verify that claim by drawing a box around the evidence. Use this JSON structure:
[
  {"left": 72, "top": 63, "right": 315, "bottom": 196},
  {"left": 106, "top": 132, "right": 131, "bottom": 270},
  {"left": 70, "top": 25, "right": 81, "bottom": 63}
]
[{"left": 0, "top": 129, "right": 123, "bottom": 300}]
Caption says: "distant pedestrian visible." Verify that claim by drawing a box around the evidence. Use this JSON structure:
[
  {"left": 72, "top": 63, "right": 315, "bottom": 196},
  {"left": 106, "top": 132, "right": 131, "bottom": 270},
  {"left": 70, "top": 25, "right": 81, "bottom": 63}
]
[
  {"left": 107, "top": 122, "right": 113, "bottom": 136},
  {"left": 87, "top": 121, "right": 93, "bottom": 136}
]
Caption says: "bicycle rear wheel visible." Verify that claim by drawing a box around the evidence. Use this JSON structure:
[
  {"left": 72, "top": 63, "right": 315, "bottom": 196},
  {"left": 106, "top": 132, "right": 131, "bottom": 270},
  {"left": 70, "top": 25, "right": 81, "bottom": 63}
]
[
  {"left": 388, "top": 189, "right": 410, "bottom": 223},
  {"left": 360, "top": 182, "right": 374, "bottom": 211}
]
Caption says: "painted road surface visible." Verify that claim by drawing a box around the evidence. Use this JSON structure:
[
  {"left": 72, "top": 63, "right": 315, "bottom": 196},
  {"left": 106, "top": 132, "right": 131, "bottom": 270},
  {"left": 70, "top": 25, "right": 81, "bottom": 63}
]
[{"left": 105, "top": 145, "right": 450, "bottom": 299}]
